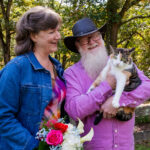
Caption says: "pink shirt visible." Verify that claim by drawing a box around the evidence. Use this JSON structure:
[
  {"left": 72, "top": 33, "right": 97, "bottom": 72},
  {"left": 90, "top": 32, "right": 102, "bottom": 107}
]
[
  {"left": 64, "top": 61, "right": 150, "bottom": 150},
  {"left": 42, "top": 77, "right": 66, "bottom": 121}
]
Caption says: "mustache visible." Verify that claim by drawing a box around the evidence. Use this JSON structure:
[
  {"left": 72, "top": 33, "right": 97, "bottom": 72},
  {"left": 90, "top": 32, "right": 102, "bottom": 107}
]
[{"left": 87, "top": 43, "right": 98, "bottom": 49}]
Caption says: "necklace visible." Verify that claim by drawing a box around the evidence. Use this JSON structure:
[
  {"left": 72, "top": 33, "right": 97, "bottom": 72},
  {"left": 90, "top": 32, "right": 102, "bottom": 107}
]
[{"left": 51, "top": 63, "right": 57, "bottom": 87}]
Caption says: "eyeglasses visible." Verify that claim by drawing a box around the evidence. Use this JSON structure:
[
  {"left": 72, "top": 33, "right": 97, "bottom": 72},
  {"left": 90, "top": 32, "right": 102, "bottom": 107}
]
[{"left": 76, "top": 32, "right": 101, "bottom": 45}]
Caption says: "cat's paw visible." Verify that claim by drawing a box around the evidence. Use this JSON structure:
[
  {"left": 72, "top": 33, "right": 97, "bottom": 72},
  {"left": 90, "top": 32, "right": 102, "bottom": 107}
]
[
  {"left": 116, "top": 107, "right": 133, "bottom": 121},
  {"left": 112, "top": 101, "right": 120, "bottom": 108}
]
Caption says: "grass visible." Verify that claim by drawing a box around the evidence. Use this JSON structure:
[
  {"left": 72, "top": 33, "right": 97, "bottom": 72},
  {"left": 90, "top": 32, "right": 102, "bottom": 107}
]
[{"left": 135, "top": 143, "right": 150, "bottom": 150}]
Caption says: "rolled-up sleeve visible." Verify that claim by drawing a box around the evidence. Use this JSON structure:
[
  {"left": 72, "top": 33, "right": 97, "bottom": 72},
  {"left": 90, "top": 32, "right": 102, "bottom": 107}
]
[
  {"left": 64, "top": 68, "right": 112, "bottom": 120},
  {"left": 120, "top": 68, "right": 150, "bottom": 107}
]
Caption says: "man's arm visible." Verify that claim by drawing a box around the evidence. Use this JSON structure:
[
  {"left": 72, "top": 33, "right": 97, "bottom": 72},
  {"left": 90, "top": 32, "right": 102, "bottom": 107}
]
[
  {"left": 64, "top": 68, "right": 113, "bottom": 121},
  {"left": 119, "top": 67, "right": 150, "bottom": 107},
  {"left": 100, "top": 67, "right": 150, "bottom": 118}
]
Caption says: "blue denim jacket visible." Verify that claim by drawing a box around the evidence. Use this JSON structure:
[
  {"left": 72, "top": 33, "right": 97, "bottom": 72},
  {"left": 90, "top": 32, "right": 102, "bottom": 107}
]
[{"left": 0, "top": 51, "right": 65, "bottom": 150}]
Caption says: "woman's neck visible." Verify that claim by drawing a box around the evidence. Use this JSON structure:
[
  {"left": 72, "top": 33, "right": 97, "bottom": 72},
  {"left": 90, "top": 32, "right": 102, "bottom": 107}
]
[
  {"left": 34, "top": 48, "right": 49, "bottom": 59},
  {"left": 34, "top": 50, "right": 56, "bottom": 79}
]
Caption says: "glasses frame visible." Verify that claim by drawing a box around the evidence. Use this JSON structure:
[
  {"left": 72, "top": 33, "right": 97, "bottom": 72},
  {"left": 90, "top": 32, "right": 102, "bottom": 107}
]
[{"left": 76, "top": 32, "right": 102, "bottom": 46}]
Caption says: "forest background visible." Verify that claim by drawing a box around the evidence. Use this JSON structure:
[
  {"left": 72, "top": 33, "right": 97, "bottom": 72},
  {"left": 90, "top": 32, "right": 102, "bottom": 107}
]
[{"left": 0, "top": 0, "right": 150, "bottom": 77}]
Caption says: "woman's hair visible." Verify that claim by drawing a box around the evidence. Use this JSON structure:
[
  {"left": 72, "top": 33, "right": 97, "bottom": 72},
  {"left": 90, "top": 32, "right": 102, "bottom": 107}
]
[{"left": 15, "top": 6, "right": 61, "bottom": 55}]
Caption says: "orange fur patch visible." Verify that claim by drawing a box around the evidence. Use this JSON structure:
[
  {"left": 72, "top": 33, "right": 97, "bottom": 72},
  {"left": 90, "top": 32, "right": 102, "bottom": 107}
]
[{"left": 118, "top": 107, "right": 135, "bottom": 114}]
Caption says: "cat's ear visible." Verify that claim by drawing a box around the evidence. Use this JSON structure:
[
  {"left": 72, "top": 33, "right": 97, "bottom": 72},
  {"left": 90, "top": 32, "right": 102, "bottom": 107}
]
[
  {"left": 109, "top": 45, "right": 115, "bottom": 54},
  {"left": 129, "top": 48, "right": 135, "bottom": 53}
]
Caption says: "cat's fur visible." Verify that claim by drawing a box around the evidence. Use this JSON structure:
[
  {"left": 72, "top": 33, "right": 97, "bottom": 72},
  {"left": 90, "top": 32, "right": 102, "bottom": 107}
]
[{"left": 87, "top": 46, "right": 141, "bottom": 125}]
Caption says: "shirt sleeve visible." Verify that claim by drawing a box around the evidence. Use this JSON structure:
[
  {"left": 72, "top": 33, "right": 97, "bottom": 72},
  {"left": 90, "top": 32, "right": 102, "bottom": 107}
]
[
  {"left": 119, "top": 67, "right": 150, "bottom": 107},
  {"left": 64, "top": 68, "right": 112, "bottom": 120},
  {"left": 0, "top": 62, "right": 38, "bottom": 150}
]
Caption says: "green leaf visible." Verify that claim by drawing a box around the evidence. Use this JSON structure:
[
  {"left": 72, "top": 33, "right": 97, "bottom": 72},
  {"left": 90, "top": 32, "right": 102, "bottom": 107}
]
[{"left": 34, "top": 141, "right": 50, "bottom": 150}]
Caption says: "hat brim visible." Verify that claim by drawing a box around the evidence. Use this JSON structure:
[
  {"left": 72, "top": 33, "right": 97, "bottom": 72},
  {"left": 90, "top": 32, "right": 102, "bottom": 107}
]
[{"left": 64, "top": 26, "right": 106, "bottom": 53}]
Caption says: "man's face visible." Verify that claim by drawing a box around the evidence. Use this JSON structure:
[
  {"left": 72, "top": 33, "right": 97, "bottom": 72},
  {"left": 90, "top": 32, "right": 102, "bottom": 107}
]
[
  {"left": 75, "top": 31, "right": 103, "bottom": 51},
  {"left": 75, "top": 31, "right": 108, "bottom": 80}
]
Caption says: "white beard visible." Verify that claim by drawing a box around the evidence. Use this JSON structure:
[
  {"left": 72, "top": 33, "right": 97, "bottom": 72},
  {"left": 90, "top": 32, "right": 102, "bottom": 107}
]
[{"left": 79, "top": 40, "right": 108, "bottom": 80}]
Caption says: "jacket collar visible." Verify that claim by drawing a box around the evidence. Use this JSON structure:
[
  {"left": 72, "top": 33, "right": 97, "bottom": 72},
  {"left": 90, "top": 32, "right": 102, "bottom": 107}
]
[
  {"left": 26, "top": 51, "right": 62, "bottom": 70},
  {"left": 26, "top": 51, "right": 44, "bottom": 70}
]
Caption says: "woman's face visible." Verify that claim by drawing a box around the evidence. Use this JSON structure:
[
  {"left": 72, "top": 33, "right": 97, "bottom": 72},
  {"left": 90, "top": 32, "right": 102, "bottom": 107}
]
[{"left": 32, "top": 25, "right": 61, "bottom": 54}]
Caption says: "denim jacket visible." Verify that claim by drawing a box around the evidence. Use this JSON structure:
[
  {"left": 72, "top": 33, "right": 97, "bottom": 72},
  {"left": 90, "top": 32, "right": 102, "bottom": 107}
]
[{"left": 0, "top": 51, "right": 65, "bottom": 150}]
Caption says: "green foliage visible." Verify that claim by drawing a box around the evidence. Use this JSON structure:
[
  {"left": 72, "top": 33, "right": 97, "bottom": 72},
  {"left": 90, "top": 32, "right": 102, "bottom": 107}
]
[
  {"left": 33, "top": 141, "right": 49, "bottom": 150},
  {"left": 0, "top": 0, "right": 150, "bottom": 75},
  {"left": 135, "top": 115, "right": 150, "bottom": 125},
  {"left": 117, "top": 1, "right": 150, "bottom": 77},
  {"left": 135, "top": 143, "right": 150, "bottom": 150}
]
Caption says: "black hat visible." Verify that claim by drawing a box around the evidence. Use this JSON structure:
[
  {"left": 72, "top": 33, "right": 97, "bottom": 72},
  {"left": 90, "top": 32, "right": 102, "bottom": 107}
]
[{"left": 64, "top": 17, "right": 105, "bottom": 53}]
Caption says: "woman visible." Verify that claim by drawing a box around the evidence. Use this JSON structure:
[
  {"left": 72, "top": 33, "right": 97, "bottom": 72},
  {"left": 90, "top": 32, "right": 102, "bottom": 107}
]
[{"left": 0, "top": 6, "right": 66, "bottom": 150}]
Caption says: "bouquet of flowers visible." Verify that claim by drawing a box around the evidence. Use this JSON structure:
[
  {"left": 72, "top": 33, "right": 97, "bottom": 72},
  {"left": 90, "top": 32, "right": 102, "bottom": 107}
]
[{"left": 35, "top": 118, "right": 94, "bottom": 150}]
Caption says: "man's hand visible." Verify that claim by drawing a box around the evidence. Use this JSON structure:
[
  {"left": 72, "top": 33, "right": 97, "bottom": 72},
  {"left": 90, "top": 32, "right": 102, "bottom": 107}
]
[{"left": 101, "top": 96, "right": 118, "bottom": 119}]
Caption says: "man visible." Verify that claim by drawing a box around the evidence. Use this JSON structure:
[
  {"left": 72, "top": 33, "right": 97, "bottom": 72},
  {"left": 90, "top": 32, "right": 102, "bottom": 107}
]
[{"left": 63, "top": 18, "right": 150, "bottom": 150}]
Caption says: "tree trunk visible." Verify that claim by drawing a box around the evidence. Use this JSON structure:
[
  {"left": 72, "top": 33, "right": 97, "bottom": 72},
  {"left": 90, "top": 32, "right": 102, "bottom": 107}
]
[
  {"left": 110, "top": 23, "right": 119, "bottom": 48},
  {"left": 3, "top": 44, "right": 10, "bottom": 64},
  {"left": 105, "top": 0, "right": 121, "bottom": 52},
  {"left": 0, "top": 0, "right": 12, "bottom": 65},
  {"left": 105, "top": 22, "right": 119, "bottom": 53},
  {"left": 62, "top": 54, "right": 67, "bottom": 69}
]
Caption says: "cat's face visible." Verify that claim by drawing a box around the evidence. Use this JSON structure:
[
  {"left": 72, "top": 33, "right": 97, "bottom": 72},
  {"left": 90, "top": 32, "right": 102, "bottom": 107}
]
[{"left": 110, "top": 46, "right": 135, "bottom": 67}]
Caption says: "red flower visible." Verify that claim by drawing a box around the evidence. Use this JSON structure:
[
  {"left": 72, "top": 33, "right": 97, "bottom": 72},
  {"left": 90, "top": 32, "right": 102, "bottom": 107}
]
[
  {"left": 46, "top": 130, "right": 63, "bottom": 146},
  {"left": 54, "top": 122, "right": 68, "bottom": 133},
  {"left": 45, "top": 119, "right": 57, "bottom": 128}
]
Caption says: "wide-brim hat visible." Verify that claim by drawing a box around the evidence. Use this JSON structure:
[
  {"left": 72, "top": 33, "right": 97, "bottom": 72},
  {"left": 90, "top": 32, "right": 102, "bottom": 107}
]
[{"left": 64, "top": 17, "right": 106, "bottom": 53}]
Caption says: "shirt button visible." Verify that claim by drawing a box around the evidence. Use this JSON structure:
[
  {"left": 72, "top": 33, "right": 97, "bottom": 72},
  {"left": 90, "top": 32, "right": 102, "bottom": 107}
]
[
  {"left": 114, "top": 144, "right": 118, "bottom": 148},
  {"left": 114, "top": 129, "right": 118, "bottom": 133}
]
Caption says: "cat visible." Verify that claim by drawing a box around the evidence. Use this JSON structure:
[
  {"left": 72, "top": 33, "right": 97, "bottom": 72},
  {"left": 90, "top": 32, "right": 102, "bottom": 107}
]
[{"left": 87, "top": 45, "right": 142, "bottom": 125}]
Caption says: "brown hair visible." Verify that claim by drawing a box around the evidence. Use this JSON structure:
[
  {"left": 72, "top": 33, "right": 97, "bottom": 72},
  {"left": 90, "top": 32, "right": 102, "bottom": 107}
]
[{"left": 15, "top": 6, "right": 61, "bottom": 55}]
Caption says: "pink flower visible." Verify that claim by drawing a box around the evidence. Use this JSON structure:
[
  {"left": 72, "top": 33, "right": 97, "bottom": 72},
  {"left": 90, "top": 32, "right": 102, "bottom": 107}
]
[{"left": 46, "top": 130, "right": 63, "bottom": 146}]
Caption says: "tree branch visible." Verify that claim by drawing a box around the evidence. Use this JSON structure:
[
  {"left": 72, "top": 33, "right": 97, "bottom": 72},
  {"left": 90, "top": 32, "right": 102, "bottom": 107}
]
[
  {"left": 119, "top": 0, "right": 142, "bottom": 19},
  {"left": 129, "top": 0, "right": 143, "bottom": 8},
  {"left": 117, "top": 32, "right": 136, "bottom": 45},
  {"left": 121, "top": 15, "right": 150, "bottom": 25},
  {"left": 135, "top": 31, "right": 149, "bottom": 45},
  {"left": 117, "top": 31, "right": 149, "bottom": 46},
  {"left": 119, "top": 0, "right": 131, "bottom": 18}
]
